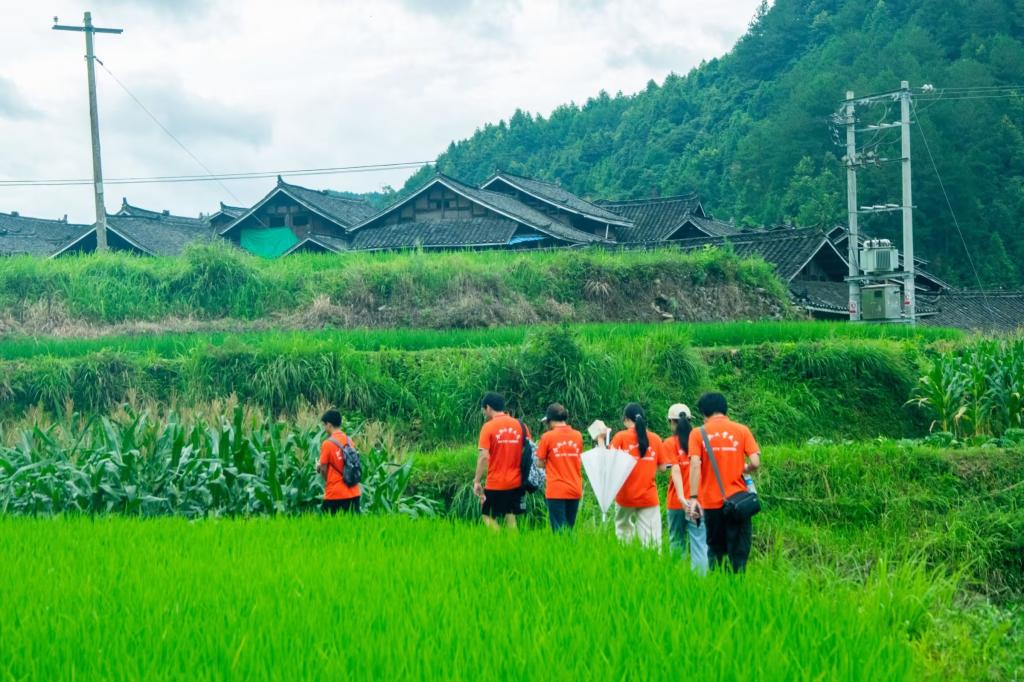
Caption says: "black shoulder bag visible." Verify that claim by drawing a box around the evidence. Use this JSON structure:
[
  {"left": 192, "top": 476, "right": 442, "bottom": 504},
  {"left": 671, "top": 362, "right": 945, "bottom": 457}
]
[{"left": 700, "top": 427, "right": 760, "bottom": 521}]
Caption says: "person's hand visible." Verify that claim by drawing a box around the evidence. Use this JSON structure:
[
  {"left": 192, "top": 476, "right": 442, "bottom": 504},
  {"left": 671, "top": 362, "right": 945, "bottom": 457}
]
[
  {"left": 686, "top": 499, "right": 702, "bottom": 522},
  {"left": 473, "top": 481, "right": 484, "bottom": 500}
]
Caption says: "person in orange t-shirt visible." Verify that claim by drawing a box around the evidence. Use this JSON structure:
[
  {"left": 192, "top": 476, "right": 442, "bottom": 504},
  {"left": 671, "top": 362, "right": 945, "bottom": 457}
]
[
  {"left": 610, "top": 403, "right": 670, "bottom": 548},
  {"left": 316, "top": 409, "right": 361, "bottom": 514},
  {"left": 474, "top": 392, "right": 530, "bottom": 529},
  {"left": 686, "top": 392, "right": 761, "bottom": 573},
  {"left": 663, "top": 403, "right": 708, "bottom": 574},
  {"left": 534, "top": 403, "right": 584, "bottom": 532}
]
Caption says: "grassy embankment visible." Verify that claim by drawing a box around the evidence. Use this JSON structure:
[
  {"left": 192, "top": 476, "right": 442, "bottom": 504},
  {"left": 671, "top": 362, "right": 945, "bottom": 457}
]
[
  {"left": 0, "top": 324, "right": 945, "bottom": 444},
  {"left": 0, "top": 242, "right": 790, "bottom": 335}
]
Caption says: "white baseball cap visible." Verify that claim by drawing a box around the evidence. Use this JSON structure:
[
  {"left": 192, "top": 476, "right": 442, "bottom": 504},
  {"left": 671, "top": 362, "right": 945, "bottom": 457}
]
[{"left": 667, "top": 403, "right": 692, "bottom": 420}]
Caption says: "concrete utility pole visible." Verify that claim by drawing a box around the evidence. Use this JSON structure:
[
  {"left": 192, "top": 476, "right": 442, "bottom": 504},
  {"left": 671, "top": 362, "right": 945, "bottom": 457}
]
[
  {"left": 844, "top": 91, "right": 861, "bottom": 321},
  {"left": 53, "top": 12, "right": 123, "bottom": 252},
  {"left": 899, "top": 80, "right": 916, "bottom": 325}
]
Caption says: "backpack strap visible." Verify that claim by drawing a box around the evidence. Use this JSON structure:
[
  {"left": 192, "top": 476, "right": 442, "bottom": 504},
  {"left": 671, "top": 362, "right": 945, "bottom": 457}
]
[
  {"left": 700, "top": 427, "right": 728, "bottom": 501},
  {"left": 326, "top": 435, "right": 348, "bottom": 476}
]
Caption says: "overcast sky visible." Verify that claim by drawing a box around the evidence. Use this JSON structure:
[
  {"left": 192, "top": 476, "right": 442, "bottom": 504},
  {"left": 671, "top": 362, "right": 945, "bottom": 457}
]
[{"left": 0, "top": 0, "right": 762, "bottom": 223}]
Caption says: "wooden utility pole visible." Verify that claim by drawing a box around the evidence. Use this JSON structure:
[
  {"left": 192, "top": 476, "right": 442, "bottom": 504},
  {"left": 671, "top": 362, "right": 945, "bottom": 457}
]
[{"left": 53, "top": 12, "right": 123, "bottom": 252}]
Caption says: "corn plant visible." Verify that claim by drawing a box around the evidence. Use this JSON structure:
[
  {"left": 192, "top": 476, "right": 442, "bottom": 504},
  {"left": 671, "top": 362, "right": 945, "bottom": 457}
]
[
  {"left": 910, "top": 337, "right": 1024, "bottom": 438},
  {"left": 0, "top": 406, "right": 440, "bottom": 518}
]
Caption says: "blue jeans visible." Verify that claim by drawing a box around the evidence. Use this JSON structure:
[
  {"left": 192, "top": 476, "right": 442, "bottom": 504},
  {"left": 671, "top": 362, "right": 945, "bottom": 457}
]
[
  {"left": 667, "top": 508, "right": 709, "bottom": 574},
  {"left": 546, "top": 498, "right": 580, "bottom": 532}
]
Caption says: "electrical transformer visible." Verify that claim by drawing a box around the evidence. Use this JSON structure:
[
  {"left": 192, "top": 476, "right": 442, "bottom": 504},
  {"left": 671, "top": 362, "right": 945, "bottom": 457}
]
[
  {"left": 860, "top": 239, "right": 900, "bottom": 274},
  {"left": 861, "top": 284, "right": 902, "bottom": 321}
]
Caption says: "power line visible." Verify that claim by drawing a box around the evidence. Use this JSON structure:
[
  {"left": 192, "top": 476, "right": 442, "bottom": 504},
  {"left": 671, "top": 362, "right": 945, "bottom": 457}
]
[
  {"left": 0, "top": 57, "right": 434, "bottom": 191},
  {"left": 0, "top": 162, "right": 434, "bottom": 188},
  {"left": 910, "top": 99, "right": 994, "bottom": 313}
]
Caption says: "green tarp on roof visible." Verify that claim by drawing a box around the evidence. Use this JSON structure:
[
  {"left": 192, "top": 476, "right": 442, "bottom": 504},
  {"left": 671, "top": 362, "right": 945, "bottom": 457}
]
[{"left": 240, "top": 227, "right": 299, "bottom": 258}]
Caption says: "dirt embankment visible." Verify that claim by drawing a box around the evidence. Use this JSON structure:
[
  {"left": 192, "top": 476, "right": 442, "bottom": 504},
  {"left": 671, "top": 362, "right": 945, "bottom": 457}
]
[{"left": 1, "top": 283, "right": 791, "bottom": 339}]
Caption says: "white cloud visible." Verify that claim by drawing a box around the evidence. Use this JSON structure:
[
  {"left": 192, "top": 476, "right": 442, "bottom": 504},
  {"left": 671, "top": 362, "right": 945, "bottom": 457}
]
[{"left": 0, "top": 0, "right": 761, "bottom": 222}]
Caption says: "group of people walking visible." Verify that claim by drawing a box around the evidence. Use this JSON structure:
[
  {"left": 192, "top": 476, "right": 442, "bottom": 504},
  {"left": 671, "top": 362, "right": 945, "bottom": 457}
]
[
  {"left": 316, "top": 390, "right": 762, "bottom": 573},
  {"left": 473, "top": 391, "right": 761, "bottom": 573}
]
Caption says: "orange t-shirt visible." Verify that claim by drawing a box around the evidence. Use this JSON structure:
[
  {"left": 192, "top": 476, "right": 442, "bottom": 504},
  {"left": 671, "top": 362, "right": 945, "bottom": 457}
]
[
  {"left": 687, "top": 415, "right": 760, "bottom": 510},
  {"left": 319, "top": 431, "right": 361, "bottom": 500},
  {"left": 535, "top": 424, "right": 583, "bottom": 500},
  {"left": 662, "top": 435, "right": 691, "bottom": 510},
  {"left": 478, "top": 413, "right": 530, "bottom": 491},
  {"left": 611, "top": 428, "right": 667, "bottom": 508}
]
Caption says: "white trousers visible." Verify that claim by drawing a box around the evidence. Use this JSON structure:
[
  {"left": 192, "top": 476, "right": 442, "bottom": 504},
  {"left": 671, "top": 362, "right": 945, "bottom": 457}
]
[{"left": 614, "top": 505, "right": 662, "bottom": 549}]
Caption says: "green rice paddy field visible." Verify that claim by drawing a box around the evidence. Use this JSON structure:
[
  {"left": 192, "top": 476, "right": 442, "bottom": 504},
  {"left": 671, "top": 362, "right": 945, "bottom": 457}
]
[{"left": 0, "top": 516, "right": 1000, "bottom": 681}]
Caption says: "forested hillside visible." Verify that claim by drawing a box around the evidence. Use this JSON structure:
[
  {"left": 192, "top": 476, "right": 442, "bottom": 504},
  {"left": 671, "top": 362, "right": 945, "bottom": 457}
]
[{"left": 404, "top": 0, "right": 1024, "bottom": 288}]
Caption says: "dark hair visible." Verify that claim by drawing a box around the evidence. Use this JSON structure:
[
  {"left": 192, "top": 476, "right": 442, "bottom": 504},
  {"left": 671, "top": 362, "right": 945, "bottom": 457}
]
[
  {"left": 481, "top": 392, "right": 506, "bottom": 412},
  {"left": 623, "top": 403, "right": 649, "bottom": 458},
  {"left": 697, "top": 392, "right": 728, "bottom": 418},
  {"left": 545, "top": 403, "right": 569, "bottom": 423},
  {"left": 320, "top": 409, "right": 342, "bottom": 428},
  {"left": 671, "top": 415, "right": 692, "bottom": 454}
]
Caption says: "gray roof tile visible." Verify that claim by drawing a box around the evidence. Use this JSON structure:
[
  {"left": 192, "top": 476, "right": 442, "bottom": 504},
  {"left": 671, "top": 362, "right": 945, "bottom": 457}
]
[
  {"left": 597, "top": 194, "right": 714, "bottom": 242},
  {"left": 483, "top": 171, "right": 633, "bottom": 226},
  {"left": 0, "top": 212, "right": 91, "bottom": 257},
  {"left": 351, "top": 218, "right": 519, "bottom": 251}
]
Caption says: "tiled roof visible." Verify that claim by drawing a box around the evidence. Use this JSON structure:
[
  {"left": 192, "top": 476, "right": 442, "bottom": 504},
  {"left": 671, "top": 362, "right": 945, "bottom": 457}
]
[
  {"left": 355, "top": 175, "right": 603, "bottom": 245},
  {"left": 0, "top": 212, "right": 90, "bottom": 257},
  {"left": 596, "top": 194, "right": 711, "bottom": 242},
  {"left": 116, "top": 199, "right": 205, "bottom": 224},
  {"left": 688, "top": 216, "right": 745, "bottom": 238},
  {"left": 284, "top": 233, "right": 351, "bottom": 255},
  {"left": 482, "top": 171, "right": 632, "bottom": 226},
  {"left": 107, "top": 215, "right": 213, "bottom": 256},
  {"left": 438, "top": 175, "right": 603, "bottom": 244},
  {"left": 277, "top": 178, "right": 376, "bottom": 228},
  {"left": 919, "top": 291, "right": 1024, "bottom": 331},
  {"left": 56, "top": 214, "right": 213, "bottom": 257},
  {"left": 351, "top": 218, "right": 519, "bottom": 251},
  {"left": 213, "top": 202, "right": 247, "bottom": 219},
  {"left": 673, "top": 228, "right": 832, "bottom": 281}
]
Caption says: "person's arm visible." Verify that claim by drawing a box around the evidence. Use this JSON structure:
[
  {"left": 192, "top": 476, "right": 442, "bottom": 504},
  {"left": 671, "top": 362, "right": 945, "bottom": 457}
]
[
  {"left": 745, "top": 452, "right": 761, "bottom": 473},
  {"left": 473, "top": 448, "right": 489, "bottom": 499},
  {"left": 317, "top": 443, "right": 329, "bottom": 480},
  {"left": 688, "top": 454, "right": 702, "bottom": 519},
  {"left": 744, "top": 428, "right": 762, "bottom": 473},
  {"left": 670, "top": 465, "right": 687, "bottom": 506}
]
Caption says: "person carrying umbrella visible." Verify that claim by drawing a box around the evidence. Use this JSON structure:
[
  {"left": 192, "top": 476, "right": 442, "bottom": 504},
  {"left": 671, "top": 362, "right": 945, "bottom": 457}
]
[
  {"left": 535, "top": 403, "right": 584, "bottom": 532},
  {"left": 610, "top": 403, "right": 671, "bottom": 548},
  {"left": 663, "top": 403, "right": 708, "bottom": 573}
]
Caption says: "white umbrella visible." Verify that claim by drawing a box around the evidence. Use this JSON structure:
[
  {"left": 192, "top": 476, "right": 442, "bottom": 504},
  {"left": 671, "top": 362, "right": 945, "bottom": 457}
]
[{"left": 582, "top": 420, "right": 636, "bottom": 522}]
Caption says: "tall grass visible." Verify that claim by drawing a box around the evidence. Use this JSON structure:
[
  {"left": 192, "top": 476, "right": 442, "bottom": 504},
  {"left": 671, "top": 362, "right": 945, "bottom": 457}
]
[
  {"left": 0, "top": 241, "right": 790, "bottom": 325},
  {"left": 0, "top": 329, "right": 928, "bottom": 444},
  {"left": 0, "top": 515, "right": 963, "bottom": 680}
]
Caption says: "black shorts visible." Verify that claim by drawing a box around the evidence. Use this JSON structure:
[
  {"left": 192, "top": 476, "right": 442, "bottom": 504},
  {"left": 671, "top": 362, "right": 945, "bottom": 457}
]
[
  {"left": 482, "top": 488, "right": 525, "bottom": 518},
  {"left": 321, "top": 497, "right": 360, "bottom": 515}
]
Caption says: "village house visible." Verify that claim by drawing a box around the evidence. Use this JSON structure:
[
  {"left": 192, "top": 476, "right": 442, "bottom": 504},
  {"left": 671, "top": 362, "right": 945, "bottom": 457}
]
[
  {"left": 53, "top": 198, "right": 212, "bottom": 257},
  {"left": 218, "top": 177, "right": 376, "bottom": 257},
  {"left": 2, "top": 172, "right": 1021, "bottom": 330}
]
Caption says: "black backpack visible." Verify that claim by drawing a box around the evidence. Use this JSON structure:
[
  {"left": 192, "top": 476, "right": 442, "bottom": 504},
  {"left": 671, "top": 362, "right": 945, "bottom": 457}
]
[
  {"left": 328, "top": 436, "right": 363, "bottom": 487},
  {"left": 518, "top": 420, "right": 545, "bottom": 494}
]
